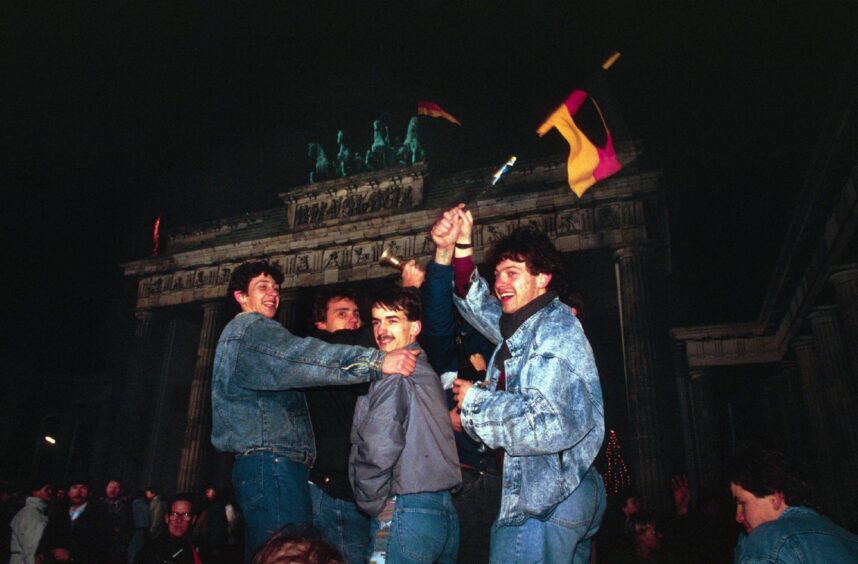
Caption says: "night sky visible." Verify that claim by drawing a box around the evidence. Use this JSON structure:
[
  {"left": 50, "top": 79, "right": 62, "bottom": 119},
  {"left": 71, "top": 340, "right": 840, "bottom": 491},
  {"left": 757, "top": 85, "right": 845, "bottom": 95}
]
[{"left": 2, "top": 3, "right": 856, "bottom": 439}]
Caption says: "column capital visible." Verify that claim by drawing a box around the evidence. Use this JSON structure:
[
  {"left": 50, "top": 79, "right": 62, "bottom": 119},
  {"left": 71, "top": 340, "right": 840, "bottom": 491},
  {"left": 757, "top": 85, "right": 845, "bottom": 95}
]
[
  {"left": 133, "top": 308, "right": 154, "bottom": 321},
  {"left": 829, "top": 263, "right": 858, "bottom": 288},
  {"left": 613, "top": 244, "right": 657, "bottom": 262},
  {"left": 200, "top": 300, "right": 222, "bottom": 313},
  {"left": 807, "top": 304, "right": 839, "bottom": 321}
]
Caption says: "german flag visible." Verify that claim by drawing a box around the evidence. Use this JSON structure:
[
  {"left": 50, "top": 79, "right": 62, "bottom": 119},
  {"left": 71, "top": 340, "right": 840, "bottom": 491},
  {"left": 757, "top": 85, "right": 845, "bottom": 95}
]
[
  {"left": 537, "top": 89, "right": 621, "bottom": 197},
  {"left": 417, "top": 101, "right": 462, "bottom": 126}
]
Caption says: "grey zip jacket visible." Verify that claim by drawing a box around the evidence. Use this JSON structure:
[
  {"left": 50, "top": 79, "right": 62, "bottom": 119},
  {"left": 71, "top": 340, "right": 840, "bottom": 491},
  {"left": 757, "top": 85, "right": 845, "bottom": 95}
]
[{"left": 350, "top": 343, "right": 462, "bottom": 516}]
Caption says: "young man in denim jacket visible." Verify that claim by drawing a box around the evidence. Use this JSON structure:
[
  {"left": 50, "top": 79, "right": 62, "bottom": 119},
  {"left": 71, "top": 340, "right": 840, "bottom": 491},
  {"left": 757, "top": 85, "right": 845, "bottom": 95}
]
[
  {"left": 435, "top": 205, "right": 606, "bottom": 563},
  {"left": 730, "top": 446, "right": 858, "bottom": 563},
  {"left": 211, "top": 260, "right": 419, "bottom": 559}
]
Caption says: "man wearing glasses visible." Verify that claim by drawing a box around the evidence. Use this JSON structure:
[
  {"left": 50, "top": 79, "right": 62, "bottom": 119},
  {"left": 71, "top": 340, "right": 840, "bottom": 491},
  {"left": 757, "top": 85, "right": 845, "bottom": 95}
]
[{"left": 134, "top": 494, "right": 201, "bottom": 564}]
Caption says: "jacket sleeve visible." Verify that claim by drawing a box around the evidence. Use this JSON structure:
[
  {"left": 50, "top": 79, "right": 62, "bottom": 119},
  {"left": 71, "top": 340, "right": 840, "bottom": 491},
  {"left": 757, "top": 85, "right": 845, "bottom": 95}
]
[
  {"left": 350, "top": 377, "right": 409, "bottom": 516},
  {"left": 453, "top": 273, "right": 503, "bottom": 346},
  {"left": 419, "top": 261, "right": 460, "bottom": 375},
  {"left": 234, "top": 317, "right": 384, "bottom": 391},
  {"left": 13, "top": 510, "right": 47, "bottom": 562},
  {"left": 460, "top": 353, "right": 601, "bottom": 456}
]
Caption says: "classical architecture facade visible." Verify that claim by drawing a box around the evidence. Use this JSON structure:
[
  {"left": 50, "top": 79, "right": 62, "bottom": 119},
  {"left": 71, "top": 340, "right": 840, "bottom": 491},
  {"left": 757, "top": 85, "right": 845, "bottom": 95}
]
[{"left": 671, "top": 59, "right": 858, "bottom": 528}]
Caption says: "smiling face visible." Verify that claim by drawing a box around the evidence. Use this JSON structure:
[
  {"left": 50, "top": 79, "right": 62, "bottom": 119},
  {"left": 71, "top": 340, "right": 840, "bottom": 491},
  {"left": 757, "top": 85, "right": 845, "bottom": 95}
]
[
  {"left": 730, "top": 482, "right": 786, "bottom": 534},
  {"left": 493, "top": 259, "right": 551, "bottom": 314},
  {"left": 315, "top": 297, "right": 361, "bottom": 332},
  {"left": 371, "top": 305, "right": 420, "bottom": 352},
  {"left": 235, "top": 273, "right": 280, "bottom": 319}
]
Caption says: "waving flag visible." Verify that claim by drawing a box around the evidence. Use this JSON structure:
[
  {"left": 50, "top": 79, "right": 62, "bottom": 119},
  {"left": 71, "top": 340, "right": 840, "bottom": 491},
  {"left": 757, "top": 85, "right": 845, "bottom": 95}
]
[
  {"left": 417, "top": 100, "right": 462, "bottom": 126},
  {"left": 537, "top": 89, "right": 621, "bottom": 197}
]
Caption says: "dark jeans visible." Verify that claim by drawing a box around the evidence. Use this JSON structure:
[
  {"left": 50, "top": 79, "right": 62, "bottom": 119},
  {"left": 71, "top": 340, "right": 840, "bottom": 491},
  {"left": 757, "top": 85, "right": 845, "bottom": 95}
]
[
  {"left": 232, "top": 452, "right": 312, "bottom": 562},
  {"left": 386, "top": 491, "right": 459, "bottom": 564},
  {"left": 310, "top": 483, "right": 372, "bottom": 564},
  {"left": 452, "top": 469, "right": 502, "bottom": 564}
]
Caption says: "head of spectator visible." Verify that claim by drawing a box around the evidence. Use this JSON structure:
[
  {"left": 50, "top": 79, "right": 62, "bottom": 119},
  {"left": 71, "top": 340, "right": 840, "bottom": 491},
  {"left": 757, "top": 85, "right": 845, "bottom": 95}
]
[
  {"left": 204, "top": 484, "right": 218, "bottom": 503},
  {"left": 55, "top": 487, "right": 66, "bottom": 501},
  {"left": 104, "top": 479, "right": 122, "bottom": 501},
  {"left": 627, "top": 511, "right": 662, "bottom": 559},
  {"left": 145, "top": 485, "right": 158, "bottom": 501},
  {"left": 485, "top": 227, "right": 567, "bottom": 314},
  {"left": 29, "top": 479, "right": 53, "bottom": 501},
  {"left": 228, "top": 260, "right": 285, "bottom": 318},
  {"left": 313, "top": 286, "right": 362, "bottom": 332},
  {"left": 66, "top": 477, "right": 91, "bottom": 510},
  {"left": 371, "top": 288, "right": 421, "bottom": 351},
  {"left": 165, "top": 494, "right": 198, "bottom": 539},
  {"left": 727, "top": 445, "right": 816, "bottom": 535},
  {"left": 251, "top": 523, "right": 344, "bottom": 564},
  {"left": 618, "top": 487, "right": 642, "bottom": 519}
]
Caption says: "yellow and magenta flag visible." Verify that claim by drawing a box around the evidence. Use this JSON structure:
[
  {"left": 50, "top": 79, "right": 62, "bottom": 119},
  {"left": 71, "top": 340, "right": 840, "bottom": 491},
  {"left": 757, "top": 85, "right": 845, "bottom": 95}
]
[
  {"left": 537, "top": 89, "right": 621, "bottom": 196},
  {"left": 417, "top": 100, "right": 462, "bottom": 126}
]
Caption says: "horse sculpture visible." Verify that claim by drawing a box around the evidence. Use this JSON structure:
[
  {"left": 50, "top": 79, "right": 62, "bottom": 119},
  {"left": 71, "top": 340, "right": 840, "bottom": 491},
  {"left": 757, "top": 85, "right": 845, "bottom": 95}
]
[
  {"left": 308, "top": 142, "right": 334, "bottom": 183},
  {"left": 398, "top": 116, "right": 425, "bottom": 165}
]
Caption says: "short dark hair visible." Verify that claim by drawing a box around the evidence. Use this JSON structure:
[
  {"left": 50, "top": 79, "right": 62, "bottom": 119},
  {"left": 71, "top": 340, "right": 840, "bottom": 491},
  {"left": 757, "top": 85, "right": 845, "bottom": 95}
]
[
  {"left": 312, "top": 285, "right": 361, "bottom": 324},
  {"left": 251, "top": 523, "right": 344, "bottom": 564},
  {"left": 227, "top": 260, "right": 284, "bottom": 310},
  {"left": 371, "top": 287, "right": 421, "bottom": 322},
  {"left": 167, "top": 493, "right": 196, "bottom": 514},
  {"left": 29, "top": 479, "right": 52, "bottom": 495},
  {"left": 485, "top": 227, "right": 567, "bottom": 296},
  {"left": 627, "top": 510, "right": 658, "bottom": 538},
  {"left": 728, "top": 444, "right": 817, "bottom": 509}
]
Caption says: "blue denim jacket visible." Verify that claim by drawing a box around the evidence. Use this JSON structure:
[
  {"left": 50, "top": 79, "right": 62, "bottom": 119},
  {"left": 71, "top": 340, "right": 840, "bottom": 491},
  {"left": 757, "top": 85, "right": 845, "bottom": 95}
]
[
  {"left": 211, "top": 312, "right": 385, "bottom": 465},
  {"left": 454, "top": 274, "right": 605, "bottom": 526},
  {"left": 734, "top": 506, "right": 858, "bottom": 563}
]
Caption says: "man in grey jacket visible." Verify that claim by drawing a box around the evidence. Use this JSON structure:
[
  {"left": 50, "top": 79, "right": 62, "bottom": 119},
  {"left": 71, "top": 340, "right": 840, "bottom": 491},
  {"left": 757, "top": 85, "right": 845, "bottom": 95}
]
[
  {"left": 350, "top": 287, "right": 461, "bottom": 563},
  {"left": 9, "top": 481, "right": 52, "bottom": 564}
]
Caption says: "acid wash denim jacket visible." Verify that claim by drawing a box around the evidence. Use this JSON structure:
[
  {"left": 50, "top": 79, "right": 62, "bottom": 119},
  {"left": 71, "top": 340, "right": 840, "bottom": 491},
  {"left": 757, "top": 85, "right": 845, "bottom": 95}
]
[
  {"left": 349, "top": 343, "right": 461, "bottom": 516},
  {"left": 211, "top": 312, "right": 386, "bottom": 466},
  {"left": 454, "top": 274, "right": 605, "bottom": 526},
  {"left": 734, "top": 506, "right": 858, "bottom": 563}
]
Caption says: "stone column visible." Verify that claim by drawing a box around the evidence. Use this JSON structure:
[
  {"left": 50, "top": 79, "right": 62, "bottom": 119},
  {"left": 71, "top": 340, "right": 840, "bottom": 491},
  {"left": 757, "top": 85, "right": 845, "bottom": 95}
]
[
  {"left": 176, "top": 301, "right": 221, "bottom": 493},
  {"left": 672, "top": 342, "right": 699, "bottom": 498},
  {"left": 277, "top": 289, "right": 301, "bottom": 332},
  {"left": 614, "top": 246, "right": 670, "bottom": 511},
  {"left": 830, "top": 264, "right": 858, "bottom": 375},
  {"left": 807, "top": 305, "right": 858, "bottom": 528},
  {"left": 688, "top": 368, "right": 718, "bottom": 493},
  {"left": 104, "top": 309, "right": 156, "bottom": 486},
  {"left": 792, "top": 337, "right": 842, "bottom": 520},
  {"left": 771, "top": 361, "right": 804, "bottom": 458}
]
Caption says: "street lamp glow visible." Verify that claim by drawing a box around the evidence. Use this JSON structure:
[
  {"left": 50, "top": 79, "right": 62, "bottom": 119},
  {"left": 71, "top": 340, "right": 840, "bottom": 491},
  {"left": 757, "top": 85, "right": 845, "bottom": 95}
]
[{"left": 44, "top": 436, "right": 56, "bottom": 444}]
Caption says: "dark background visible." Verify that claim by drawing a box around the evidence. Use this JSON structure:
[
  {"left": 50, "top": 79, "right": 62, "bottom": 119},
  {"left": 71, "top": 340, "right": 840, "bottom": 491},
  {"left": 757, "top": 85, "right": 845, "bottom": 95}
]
[{"left": 1, "top": 2, "right": 856, "bottom": 476}]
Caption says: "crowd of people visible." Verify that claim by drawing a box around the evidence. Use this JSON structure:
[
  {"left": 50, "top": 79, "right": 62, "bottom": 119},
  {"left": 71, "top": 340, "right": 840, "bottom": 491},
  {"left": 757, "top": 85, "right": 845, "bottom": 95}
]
[{"left": 5, "top": 204, "right": 858, "bottom": 563}]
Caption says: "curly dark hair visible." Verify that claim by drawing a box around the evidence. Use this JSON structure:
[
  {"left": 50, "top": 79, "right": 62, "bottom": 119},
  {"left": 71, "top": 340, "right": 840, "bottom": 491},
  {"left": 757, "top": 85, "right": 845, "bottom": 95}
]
[
  {"left": 727, "top": 444, "right": 818, "bottom": 510},
  {"left": 484, "top": 227, "right": 567, "bottom": 297},
  {"left": 227, "top": 260, "right": 284, "bottom": 311},
  {"left": 371, "top": 286, "right": 422, "bottom": 322},
  {"left": 311, "top": 285, "right": 362, "bottom": 324},
  {"left": 251, "top": 523, "right": 344, "bottom": 564}
]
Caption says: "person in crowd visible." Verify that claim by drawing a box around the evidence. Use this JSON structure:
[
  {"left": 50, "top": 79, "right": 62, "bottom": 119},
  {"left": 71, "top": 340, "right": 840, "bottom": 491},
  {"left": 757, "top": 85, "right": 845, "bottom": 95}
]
[
  {"left": 305, "top": 285, "right": 375, "bottom": 563},
  {"left": 729, "top": 445, "right": 858, "bottom": 562},
  {"left": 38, "top": 476, "right": 113, "bottom": 562},
  {"left": 103, "top": 479, "right": 133, "bottom": 564},
  {"left": 145, "top": 485, "right": 167, "bottom": 540},
  {"left": 421, "top": 223, "right": 501, "bottom": 564},
  {"left": 437, "top": 204, "right": 606, "bottom": 563},
  {"left": 9, "top": 480, "right": 52, "bottom": 564},
  {"left": 128, "top": 489, "right": 150, "bottom": 563},
  {"left": 210, "top": 260, "right": 419, "bottom": 560},
  {"left": 251, "top": 523, "right": 344, "bottom": 564},
  {"left": 594, "top": 487, "right": 642, "bottom": 562},
  {"left": 350, "top": 287, "right": 462, "bottom": 562},
  {"left": 194, "top": 485, "right": 228, "bottom": 563},
  {"left": 134, "top": 494, "right": 202, "bottom": 564},
  {"left": 617, "top": 511, "right": 663, "bottom": 563}
]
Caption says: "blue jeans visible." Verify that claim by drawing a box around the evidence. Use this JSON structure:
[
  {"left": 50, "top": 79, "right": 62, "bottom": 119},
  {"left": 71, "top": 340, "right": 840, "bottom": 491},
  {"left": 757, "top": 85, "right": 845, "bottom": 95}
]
[
  {"left": 310, "top": 483, "right": 372, "bottom": 564},
  {"left": 233, "top": 451, "right": 312, "bottom": 561},
  {"left": 489, "top": 467, "right": 605, "bottom": 564},
  {"left": 386, "top": 491, "right": 459, "bottom": 564}
]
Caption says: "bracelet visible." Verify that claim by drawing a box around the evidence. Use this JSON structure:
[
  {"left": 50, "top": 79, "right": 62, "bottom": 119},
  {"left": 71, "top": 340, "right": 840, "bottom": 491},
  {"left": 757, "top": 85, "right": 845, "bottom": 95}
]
[{"left": 455, "top": 242, "right": 473, "bottom": 249}]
